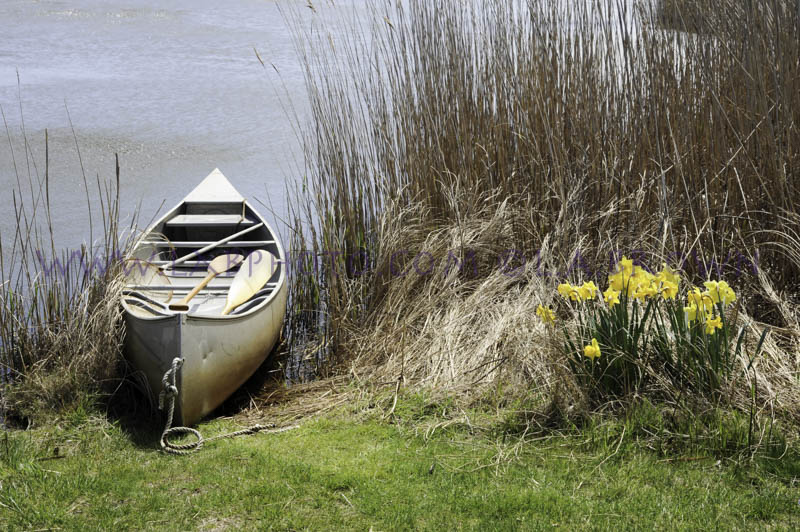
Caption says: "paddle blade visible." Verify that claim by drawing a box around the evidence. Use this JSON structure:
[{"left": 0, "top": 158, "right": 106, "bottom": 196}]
[
  {"left": 221, "top": 250, "right": 278, "bottom": 315},
  {"left": 167, "top": 254, "right": 245, "bottom": 312},
  {"left": 208, "top": 253, "right": 244, "bottom": 275}
]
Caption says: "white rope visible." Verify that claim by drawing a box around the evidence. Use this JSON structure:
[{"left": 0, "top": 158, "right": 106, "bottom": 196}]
[{"left": 158, "top": 357, "right": 298, "bottom": 455}]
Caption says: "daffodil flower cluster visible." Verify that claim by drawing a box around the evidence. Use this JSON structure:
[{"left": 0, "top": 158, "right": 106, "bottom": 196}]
[
  {"left": 542, "top": 257, "right": 748, "bottom": 397},
  {"left": 557, "top": 280, "right": 599, "bottom": 302},
  {"left": 542, "top": 256, "right": 738, "bottom": 349},
  {"left": 606, "top": 257, "right": 680, "bottom": 303},
  {"left": 683, "top": 280, "right": 736, "bottom": 335},
  {"left": 556, "top": 257, "right": 681, "bottom": 308}
]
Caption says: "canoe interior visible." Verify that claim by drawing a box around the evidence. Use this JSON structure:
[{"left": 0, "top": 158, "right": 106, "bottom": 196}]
[{"left": 124, "top": 199, "right": 284, "bottom": 319}]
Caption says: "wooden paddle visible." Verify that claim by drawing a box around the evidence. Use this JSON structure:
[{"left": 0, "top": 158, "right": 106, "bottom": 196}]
[
  {"left": 221, "top": 250, "right": 278, "bottom": 316},
  {"left": 168, "top": 254, "right": 244, "bottom": 312}
]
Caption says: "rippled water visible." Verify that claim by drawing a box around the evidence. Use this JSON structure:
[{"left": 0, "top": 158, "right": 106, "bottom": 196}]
[{"left": 0, "top": 0, "right": 363, "bottom": 251}]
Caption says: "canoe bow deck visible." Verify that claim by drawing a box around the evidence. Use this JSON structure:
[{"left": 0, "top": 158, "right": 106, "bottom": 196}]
[{"left": 121, "top": 169, "right": 287, "bottom": 426}]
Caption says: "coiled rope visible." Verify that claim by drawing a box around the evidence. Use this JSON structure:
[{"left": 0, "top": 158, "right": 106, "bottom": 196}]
[{"left": 159, "top": 357, "right": 298, "bottom": 455}]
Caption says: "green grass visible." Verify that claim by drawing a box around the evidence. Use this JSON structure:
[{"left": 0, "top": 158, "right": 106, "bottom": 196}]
[{"left": 2, "top": 408, "right": 798, "bottom": 530}]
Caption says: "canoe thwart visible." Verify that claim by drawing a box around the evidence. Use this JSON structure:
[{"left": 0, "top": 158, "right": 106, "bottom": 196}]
[
  {"left": 125, "top": 282, "right": 277, "bottom": 292},
  {"left": 165, "top": 214, "right": 255, "bottom": 227},
  {"left": 140, "top": 240, "right": 275, "bottom": 248}
]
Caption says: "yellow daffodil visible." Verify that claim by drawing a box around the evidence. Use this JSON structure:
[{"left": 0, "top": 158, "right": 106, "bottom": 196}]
[
  {"left": 717, "top": 280, "right": 736, "bottom": 305},
  {"left": 609, "top": 256, "right": 638, "bottom": 294},
  {"left": 633, "top": 282, "right": 658, "bottom": 300},
  {"left": 613, "top": 271, "right": 640, "bottom": 297},
  {"left": 557, "top": 283, "right": 579, "bottom": 301},
  {"left": 703, "top": 280, "right": 720, "bottom": 304},
  {"left": 584, "top": 338, "right": 601, "bottom": 361},
  {"left": 536, "top": 304, "right": 555, "bottom": 325},
  {"left": 701, "top": 291, "right": 714, "bottom": 309},
  {"left": 687, "top": 287, "right": 713, "bottom": 310},
  {"left": 578, "top": 281, "right": 599, "bottom": 300},
  {"left": 687, "top": 288, "right": 701, "bottom": 307},
  {"left": 657, "top": 264, "right": 681, "bottom": 286},
  {"left": 684, "top": 304, "right": 699, "bottom": 322},
  {"left": 705, "top": 315, "right": 723, "bottom": 335},
  {"left": 620, "top": 256, "right": 634, "bottom": 275},
  {"left": 604, "top": 287, "right": 621, "bottom": 308},
  {"left": 633, "top": 268, "right": 655, "bottom": 283},
  {"left": 660, "top": 280, "right": 679, "bottom": 300},
  {"left": 628, "top": 268, "right": 654, "bottom": 297},
  {"left": 557, "top": 283, "right": 571, "bottom": 297},
  {"left": 608, "top": 271, "right": 626, "bottom": 292}
]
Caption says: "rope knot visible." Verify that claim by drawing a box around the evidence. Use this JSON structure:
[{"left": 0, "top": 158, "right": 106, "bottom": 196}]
[
  {"left": 156, "top": 356, "right": 297, "bottom": 455},
  {"left": 158, "top": 357, "right": 184, "bottom": 411}
]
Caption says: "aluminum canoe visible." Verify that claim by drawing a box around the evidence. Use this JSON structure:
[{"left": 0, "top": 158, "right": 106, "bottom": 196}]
[{"left": 120, "top": 169, "right": 287, "bottom": 426}]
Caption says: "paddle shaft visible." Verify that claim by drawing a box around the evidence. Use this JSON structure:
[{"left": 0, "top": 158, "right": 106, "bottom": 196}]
[
  {"left": 175, "top": 271, "right": 215, "bottom": 306},
  {"left": 159, "top": 222, "right": 263, "bottom": 270},
  {"left": 168, "top": 253, "right": 244, "bottom": 311}
]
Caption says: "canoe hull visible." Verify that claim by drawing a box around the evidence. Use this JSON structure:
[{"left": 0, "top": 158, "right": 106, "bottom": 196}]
[{"left": 124, "top": 270, "right": 287, "bottom": 425}]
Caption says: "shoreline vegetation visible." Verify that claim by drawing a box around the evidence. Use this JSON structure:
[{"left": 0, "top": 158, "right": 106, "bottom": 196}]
[
  {"left": 287, "top": 0, "right": 799, "bottom": 443},
  {"left": 2, "top": 0, "right": 800, "bottom": 528}
]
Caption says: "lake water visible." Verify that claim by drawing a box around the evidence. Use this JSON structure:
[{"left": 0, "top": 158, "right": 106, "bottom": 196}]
[{"left": 0, "top": 0, "right": 365, "bottom": 253}]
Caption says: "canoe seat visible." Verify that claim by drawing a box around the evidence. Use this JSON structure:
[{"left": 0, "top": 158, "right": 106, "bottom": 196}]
[
  {"left": 140, "top": 240, "right": 275, "bottom": 248},
  {"left": 230, "top": 286, "right": 277, "bottom": 315},
  {"left": 165, "top": 215, "right": 255, "bottom": 227}
]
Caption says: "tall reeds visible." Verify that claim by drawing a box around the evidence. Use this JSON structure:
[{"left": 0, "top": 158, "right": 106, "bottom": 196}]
[
  {"left": 0, "top": 130, "right": 132, "bottom": 424},
  {"left": 288, "top": 0, "right": 800, "bottom": 419}
]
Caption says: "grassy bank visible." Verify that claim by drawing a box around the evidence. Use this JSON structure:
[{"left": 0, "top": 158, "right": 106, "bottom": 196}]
[{"left": 2, "top": 403, "right": 799, "bottom": 530}]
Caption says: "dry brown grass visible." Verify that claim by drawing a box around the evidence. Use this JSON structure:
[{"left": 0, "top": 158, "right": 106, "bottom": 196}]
[
  {"left": 237, "top": 376, "right": 355, "bottom": 426},
  {"left": 286, "top": 0, "right": 800, "bottom": 429}
]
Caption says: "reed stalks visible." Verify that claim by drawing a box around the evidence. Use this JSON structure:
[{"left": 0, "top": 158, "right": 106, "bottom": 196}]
[
  {"left": 287, "top": 0, "right": 800, "bottom": 429},
  {"left": 0, "top": 129, "right": 133, "bottom": 425}
]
